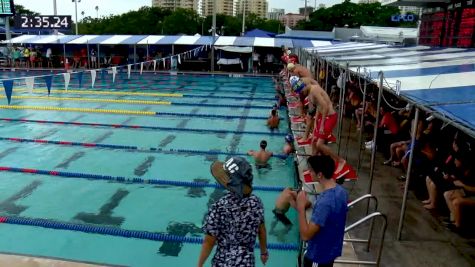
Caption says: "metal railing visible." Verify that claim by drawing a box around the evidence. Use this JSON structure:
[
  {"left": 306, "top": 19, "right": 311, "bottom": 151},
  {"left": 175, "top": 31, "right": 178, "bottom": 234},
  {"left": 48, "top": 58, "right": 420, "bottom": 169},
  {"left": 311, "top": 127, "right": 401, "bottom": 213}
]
[
  {"left": 335, "top": 212, "right": 388, "bottom": 266},
  {"left": 347, "top": 194, "right": 379, "bottom": 252},
  {"left": 299, "top": 194, "right": 388, "bottom": 266}
]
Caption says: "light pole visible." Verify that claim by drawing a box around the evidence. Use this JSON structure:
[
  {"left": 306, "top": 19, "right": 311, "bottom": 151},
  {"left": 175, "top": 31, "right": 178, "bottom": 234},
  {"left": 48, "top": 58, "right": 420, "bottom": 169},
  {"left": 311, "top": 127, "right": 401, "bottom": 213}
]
[
  {"left": 304, "top": 0, "right": 308, "bottom": 21},
  {"left": 211, "top": 0, "right": 216, "bottom": 72},
  {"left": 53, "top": 0, "right": 57, "bottom": 15},
  {"left": 241, "top": 0, "right": 246, "bottom": 36},
  {"left": 72, "top": 0, "right": 82, "bottom": 35},
  {"left": 95, "top": 6, "right": 99, "bottom": 19}
]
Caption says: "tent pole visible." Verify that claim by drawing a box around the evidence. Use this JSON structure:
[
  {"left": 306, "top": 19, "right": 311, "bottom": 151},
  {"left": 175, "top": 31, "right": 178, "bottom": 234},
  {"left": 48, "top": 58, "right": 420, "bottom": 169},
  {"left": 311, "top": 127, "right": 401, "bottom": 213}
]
[
  {"left": 315, "top": 57, "right": 319, "bottom": 82},
  {"left": 356, "top": 76, "right": 368, "bottom": 174},
  {"left": 367, "top": 71, "right": 384, "bottom": 197},
  {"left": 324, "top": 60, "right": 329, "bottom": 92},
  {"left": 86, "top": 41, "right": 90, "bottom": 69},
  {"left": 134, "top": 44, "right": 137, "bottom": 70},
  {"left": 63, "top": 43, "right": 66, "bottom": 70},
  {"left": 97, "top": 44, "right": 100, "bottom": 69},
  {"left": 146, "top": 40, "right": 149, "bottom": 60},
  {"left": 397, "top": 108, "right": 420, "bottom": 240},
  {"left": 337, "top": 62, "right": 349, "bottom": 156}
]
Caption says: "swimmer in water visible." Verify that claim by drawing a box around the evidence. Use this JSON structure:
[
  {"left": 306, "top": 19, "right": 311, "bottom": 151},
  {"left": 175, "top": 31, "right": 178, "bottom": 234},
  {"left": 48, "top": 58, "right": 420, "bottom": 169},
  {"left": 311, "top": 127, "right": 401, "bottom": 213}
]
[
  {"left": 267, "top": 109, "right": 280, "bottom": 130},
  {"left": 248, "top": 140, "right": 273, "bottom": 168},
  {"left": 283, "top": 134, "right": 295, "bottom": 155}
]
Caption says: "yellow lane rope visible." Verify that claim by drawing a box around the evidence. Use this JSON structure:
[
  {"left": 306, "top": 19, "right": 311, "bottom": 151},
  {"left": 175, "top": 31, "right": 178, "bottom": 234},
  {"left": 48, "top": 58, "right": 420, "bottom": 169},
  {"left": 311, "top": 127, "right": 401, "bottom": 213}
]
[
  {"left": 0, "top": 105, "right": 157, "bottom": 116},
  {"left": 2, "top": 95, "right": 172, "bottom": 106},
  {"left": 13, "top": 89, "right": 183, "bottom": 98}
]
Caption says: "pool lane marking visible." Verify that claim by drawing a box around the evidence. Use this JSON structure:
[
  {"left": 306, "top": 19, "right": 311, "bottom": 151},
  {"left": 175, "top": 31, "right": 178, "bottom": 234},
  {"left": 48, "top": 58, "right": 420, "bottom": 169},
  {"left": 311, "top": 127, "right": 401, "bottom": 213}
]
[
  {"left": 14, "top": 89, "right": 276, "bottom": 100},
  {"left": 5, "top": 96, "right": 172, "bottom": 105},
  {"left": 3, "top": 96, "right": 272, "bottom": 109},
  {"left": 0, "top": 166, "right": 286, "bottom": 192},
  {"left": 0, "top": 105, "right": 278, "bottom": 119},
  {"left": 0, "top": 105, "right": 275, "bottom": 120},
  {"left": 15, "top": 89, "right": 183, "bottom": 98},
  {"left": 0, "top": 216, "right": 298, "bottom": 251},
  {"left": 0, "top": 136, "right": 289, "bottom": 159},
  {"left": 0, "top": 118, "right": 287, "bottom": 136}
]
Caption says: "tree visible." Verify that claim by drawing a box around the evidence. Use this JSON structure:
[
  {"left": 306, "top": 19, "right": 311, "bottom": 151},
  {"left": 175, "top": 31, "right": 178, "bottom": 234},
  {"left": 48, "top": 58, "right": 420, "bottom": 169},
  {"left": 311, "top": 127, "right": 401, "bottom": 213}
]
[
  {"left": 14, "top": 4, "right": 39, "bottom": 16},
  {"left": 162, "top": 8, "right": 200, "bottom": 35},
  {"left": 79, "top": 7, "right": 172, "bottom": 35},
  {"left": 296, "top": 0, "right": 415, "bottom": 30},
  {"left": 10, "top": 5, "right": 39, "bottom": 26}
]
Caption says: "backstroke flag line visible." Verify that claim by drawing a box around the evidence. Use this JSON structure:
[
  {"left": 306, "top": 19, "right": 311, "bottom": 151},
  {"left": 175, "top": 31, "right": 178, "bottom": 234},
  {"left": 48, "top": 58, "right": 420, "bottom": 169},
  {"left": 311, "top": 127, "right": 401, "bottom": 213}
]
[
  {"left": 25, "top": 77, "right": 35, "bottom": 94},
  {"left": 3, "top": 80, "right": 13, "bottom": 105},
  {"left": 63, "top": 73, "right": 71, "bottom": 91},
  {"left": 44, "top": 76, "right": 53, "bottom": 95},
  {"left": 112, "top": 67, "right": 117, "bottom": 83},
  {"left": 90, "top": 70, "right": 97, "bottom": 88}
]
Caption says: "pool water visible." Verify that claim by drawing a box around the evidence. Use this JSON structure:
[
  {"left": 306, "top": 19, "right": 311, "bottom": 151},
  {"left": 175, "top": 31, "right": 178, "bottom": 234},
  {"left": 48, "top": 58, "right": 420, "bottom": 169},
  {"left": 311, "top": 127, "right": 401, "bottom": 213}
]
[{"left": 0, "top": 71, "right": 299, "bottom": 266}]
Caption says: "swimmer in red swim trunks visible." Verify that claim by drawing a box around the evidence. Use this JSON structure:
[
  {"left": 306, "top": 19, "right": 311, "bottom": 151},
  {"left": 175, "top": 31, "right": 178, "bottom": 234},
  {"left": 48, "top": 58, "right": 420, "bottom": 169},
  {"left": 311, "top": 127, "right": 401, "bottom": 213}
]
[{"left": 291, "top": 77, "right": 347, "bottom": 175}]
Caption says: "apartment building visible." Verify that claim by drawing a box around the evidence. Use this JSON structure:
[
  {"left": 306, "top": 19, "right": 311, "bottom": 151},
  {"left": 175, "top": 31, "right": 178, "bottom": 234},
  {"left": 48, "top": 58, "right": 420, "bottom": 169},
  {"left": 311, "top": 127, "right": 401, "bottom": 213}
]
[
  {"left": 267, "top": 8, "right": 284, "bottom": 20},
  {"left": 152, "top": 0, "right": 197, "bottom": 11},
  {"left": 202, "top": 0, "right": 234, "bottom": 16},
  {"left": 236, "top": 0, "right": 269, "bottom": 18}
]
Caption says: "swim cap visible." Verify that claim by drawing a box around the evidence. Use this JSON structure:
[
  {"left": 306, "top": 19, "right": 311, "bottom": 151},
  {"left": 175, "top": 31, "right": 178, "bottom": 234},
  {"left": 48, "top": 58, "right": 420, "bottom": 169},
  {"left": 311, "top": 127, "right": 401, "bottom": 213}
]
[
  {"left": 287, "top": 63, "right": 295, "bottom": 71},
  {"left": 290, "top": 76, "right": 306, "bottom": 93},
  {"left": 285, "top": 134, "right": 294, "bottom": 143},
  {"left": 289, "top": 76, "right": 299, "bottom": 86},
  {"left": 288, "top": 54, "right": 299, "bottom": 64}
]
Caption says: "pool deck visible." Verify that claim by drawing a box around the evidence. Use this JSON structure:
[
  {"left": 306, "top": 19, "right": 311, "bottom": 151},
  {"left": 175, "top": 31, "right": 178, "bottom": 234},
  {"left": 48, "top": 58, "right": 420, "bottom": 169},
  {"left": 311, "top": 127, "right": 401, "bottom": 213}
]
[
  {"left": 286, "top": 87, "right": 475, "bottom": 266},
  {"left": 0, "top": 253, "right": 120, "bottom": 267}
]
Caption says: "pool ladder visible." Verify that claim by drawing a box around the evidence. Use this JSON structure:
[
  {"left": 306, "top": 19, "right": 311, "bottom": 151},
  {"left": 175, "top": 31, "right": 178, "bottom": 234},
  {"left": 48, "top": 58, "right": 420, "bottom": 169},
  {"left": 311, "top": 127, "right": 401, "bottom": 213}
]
[{"left": 299, "top": 194, "right": 388, "bottom": 266}]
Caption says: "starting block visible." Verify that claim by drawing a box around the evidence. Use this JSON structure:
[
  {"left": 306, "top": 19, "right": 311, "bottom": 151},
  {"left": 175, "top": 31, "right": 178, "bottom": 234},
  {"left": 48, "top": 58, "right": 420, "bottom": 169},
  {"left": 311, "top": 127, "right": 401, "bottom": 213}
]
[
  {"left": 296, "top": 137, "right": 312, "bottom": 147},
  {"left": 302, "top": 162, "right": 358, "bottom": 185},
  {"left": 291, "top": 116, "right": 305, "bottom": 123},
  {"left": 288, "top": 102, "right": 302, "bottom": 109}
]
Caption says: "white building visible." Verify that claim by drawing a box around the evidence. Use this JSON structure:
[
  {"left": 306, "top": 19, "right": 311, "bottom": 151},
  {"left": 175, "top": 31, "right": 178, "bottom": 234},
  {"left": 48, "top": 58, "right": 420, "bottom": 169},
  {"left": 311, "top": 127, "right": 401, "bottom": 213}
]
[{"left": 267, "top": 8, "right": 285, "bottom": 20}]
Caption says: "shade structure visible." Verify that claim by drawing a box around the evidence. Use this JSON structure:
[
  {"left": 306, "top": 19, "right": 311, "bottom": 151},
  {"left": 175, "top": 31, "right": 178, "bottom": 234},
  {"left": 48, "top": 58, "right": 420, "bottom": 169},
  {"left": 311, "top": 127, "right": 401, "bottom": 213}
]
[
  {"left": 307, "top": 42, "right": 475, "bottom": 137},
  {"left": 3, "top": 34, "right": 332, "bottom": 48}
]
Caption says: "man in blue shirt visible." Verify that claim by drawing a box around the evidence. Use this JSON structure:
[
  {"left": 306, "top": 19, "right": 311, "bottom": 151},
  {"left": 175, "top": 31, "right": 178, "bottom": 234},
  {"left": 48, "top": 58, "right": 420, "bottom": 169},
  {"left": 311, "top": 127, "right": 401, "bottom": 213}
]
[{"left": 294, "top": 155, "right": 348, "bottom": 267}]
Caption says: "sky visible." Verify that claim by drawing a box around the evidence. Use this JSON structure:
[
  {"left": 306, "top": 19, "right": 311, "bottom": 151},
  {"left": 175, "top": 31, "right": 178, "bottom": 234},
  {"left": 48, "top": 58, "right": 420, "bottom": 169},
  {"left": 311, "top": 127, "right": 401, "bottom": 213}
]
[{"left": 13, "top": 0, "right": 336, "bottom": 22}]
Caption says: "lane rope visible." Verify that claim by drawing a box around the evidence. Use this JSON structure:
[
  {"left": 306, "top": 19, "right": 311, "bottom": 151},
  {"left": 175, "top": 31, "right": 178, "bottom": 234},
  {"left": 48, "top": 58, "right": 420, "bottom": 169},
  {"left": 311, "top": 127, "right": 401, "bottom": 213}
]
[
  {"left": 4, "top": 96, "right": 272, "bottom": 109},
  {"left": 0, "top": 216, "right": 298, "bottom": 251},
  {"left": 14, "top": 89, "right": 276, "bottom": 100},
  {"left": 0, "top": 105, "right": 277, "bottom": 120},
  {"left": 0, "top": 166, "right": 287, "bottom": 192},
  {"left": 0, "top": 118, "right": 287, "bottom": 136},
  {"left": 0, "top": 136, "right": 290, "bottom": 159}
]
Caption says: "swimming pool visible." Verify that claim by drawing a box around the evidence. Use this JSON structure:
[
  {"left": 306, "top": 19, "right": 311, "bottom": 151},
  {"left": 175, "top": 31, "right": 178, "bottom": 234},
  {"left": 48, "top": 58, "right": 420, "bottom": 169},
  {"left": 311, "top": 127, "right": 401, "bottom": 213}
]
[{"left": 0, "top": 71, "right": 299, "bottom": 266}]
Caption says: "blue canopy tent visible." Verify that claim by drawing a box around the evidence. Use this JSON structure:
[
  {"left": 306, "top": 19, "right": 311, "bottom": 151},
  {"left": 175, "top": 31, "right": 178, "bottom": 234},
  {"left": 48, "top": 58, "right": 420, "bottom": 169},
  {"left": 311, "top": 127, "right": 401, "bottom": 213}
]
[
  {"left": 306, "top": 42, "right": 475, "bottom": 240},
  {"left": 2, "top": 34, "right": 337, "bottom": 69},
  {"left": 244, "top": 29, "right": 276, "bottom": 38}
]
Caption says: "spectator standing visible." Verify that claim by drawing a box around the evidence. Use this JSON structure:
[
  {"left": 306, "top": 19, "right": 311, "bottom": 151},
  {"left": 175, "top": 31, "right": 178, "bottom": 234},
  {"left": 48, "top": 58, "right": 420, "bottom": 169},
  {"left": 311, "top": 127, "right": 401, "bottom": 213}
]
[
  {"left": 198, "top": 157, "right": 268, "bottom": 267},
  {"left": 293, "top": 155, "right": 348, "bottom": 267},
  {"left": 46, "top": 47, "right": 52, "bottom": 68}
]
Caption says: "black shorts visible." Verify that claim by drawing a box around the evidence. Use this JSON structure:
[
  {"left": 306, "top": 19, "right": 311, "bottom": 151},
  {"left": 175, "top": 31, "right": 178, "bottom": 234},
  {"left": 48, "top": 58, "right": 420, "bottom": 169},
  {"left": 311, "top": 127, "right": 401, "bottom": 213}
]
[
  {"left": 303, "top": 257, "right": 334, "bottom": 267},
  {"left": 273, "top": 209, "right": 292, "bottom": 226}
]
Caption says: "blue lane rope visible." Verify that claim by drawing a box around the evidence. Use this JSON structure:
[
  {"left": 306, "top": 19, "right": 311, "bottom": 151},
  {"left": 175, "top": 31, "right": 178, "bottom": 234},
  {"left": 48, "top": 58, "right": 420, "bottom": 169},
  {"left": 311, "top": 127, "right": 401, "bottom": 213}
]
[
  {"left": 0, "top": 216, "right": 299, "bottom": 251},
  {"left": 171, "top": 102, "right": 272, "bottom": 109},
  {"left": 0, "top": 118, "right": 287, "bottom": 136},
  {"left": 0, "top": 167, "right": 287, "bottom": 192},
  {"left": 153, "top": 112, "right": 282, "bottom": 120},
  {"left": 182, "top": 94, "right": 275, "bottom": 101},
  {"left": 0, "top": 137, "right": 290, "bottom": 159}
]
